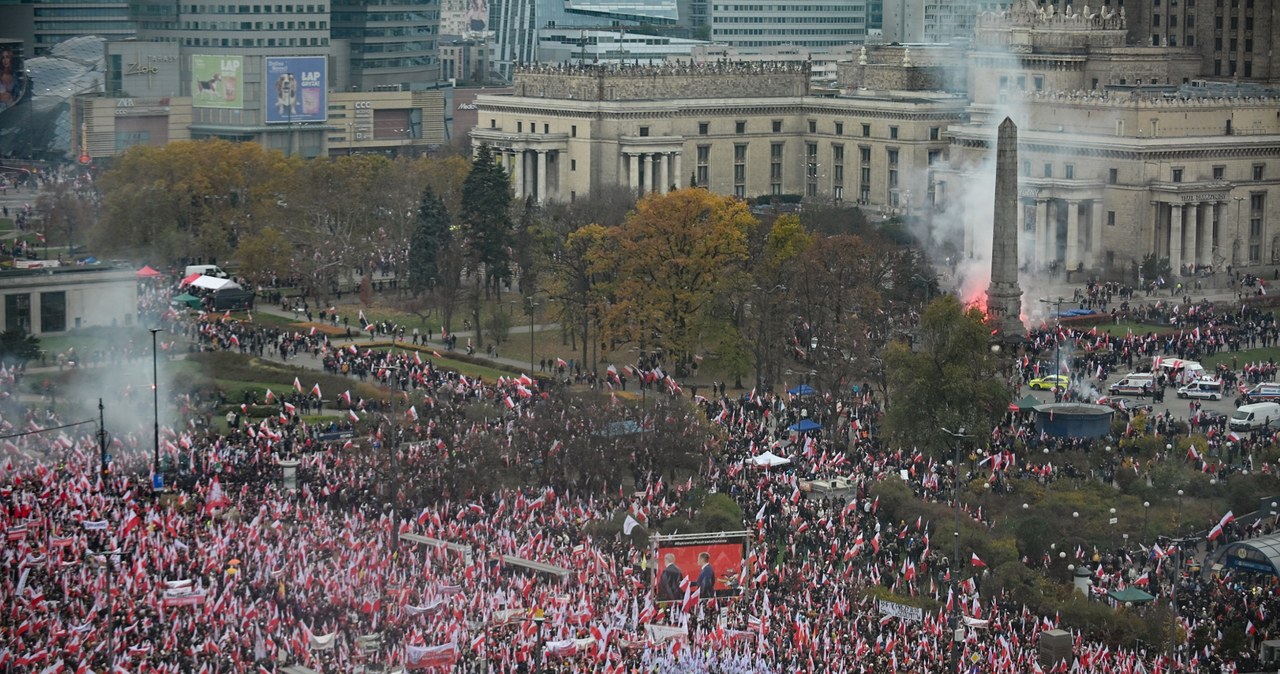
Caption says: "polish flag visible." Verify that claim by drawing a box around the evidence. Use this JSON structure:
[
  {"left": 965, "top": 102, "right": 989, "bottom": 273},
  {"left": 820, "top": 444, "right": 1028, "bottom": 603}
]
[
  {"left": 970, "top": 553, "right": 987, "bottom": 568},
  {"left": 283, "top": 402, "right": 296, "bottom": 415},
  {"left": 293, "top": 377, "right": 303, "bottom": 393},
  {"left": 310, "top": 383, "right": 321, "bottom": 398},
  {"left": 1208, "top": 511, "right": 1235, "bottom": 541},
  {"left": 339, "top": 390, "right": 352, "bottom": 406},
  {"left": 347, "top": 409, "right": 360, "bottom": 423},
  {"left": 1133, "top": 572, "right": 1149, "bottom": 587},
  {"left": 265, "top": 388, "right": 275, "bottom": 403},
  {"left": 408, "top": 406, "right": 419, "bottom": 421}
]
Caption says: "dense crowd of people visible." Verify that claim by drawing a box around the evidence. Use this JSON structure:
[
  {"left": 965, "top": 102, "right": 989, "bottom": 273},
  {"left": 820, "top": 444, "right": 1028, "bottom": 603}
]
[{"left": 1, "top": 284, "right": 1279, "bottom": 674}]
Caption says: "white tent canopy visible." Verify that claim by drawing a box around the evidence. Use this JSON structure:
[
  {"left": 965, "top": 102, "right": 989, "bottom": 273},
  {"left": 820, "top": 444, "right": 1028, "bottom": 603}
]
[
  {"left": 189, "top": 276, "right": 240, "bottom": 291},
  {"left": 749, "top": 450, "right": 791, "bottom": 467}
]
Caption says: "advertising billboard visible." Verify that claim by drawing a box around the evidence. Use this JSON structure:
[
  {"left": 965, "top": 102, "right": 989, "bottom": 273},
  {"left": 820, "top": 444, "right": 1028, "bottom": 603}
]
[
  {"left": 191, "top": 55, "right": 243, "bottom": 109},
  {"left": 264, "top": 56, "right": 327, "bottom": 124},
  {"left": 0, "top": 42, "right": 25, "bottom": 111},
  {"left": 655, "top": 535, "right": 746, "bottom": 602}
]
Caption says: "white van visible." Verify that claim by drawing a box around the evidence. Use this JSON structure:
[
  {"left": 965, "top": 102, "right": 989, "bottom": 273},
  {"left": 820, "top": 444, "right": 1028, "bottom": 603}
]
[
  {"left": 184, "top": 264, "right": 229, "bottom": 279},
  {"left": 1176, "top": 378, "right": 1225, "bottom": 401},
  {"left": 1158, "top": 359, "right": 1204, "bottom": 385},
  {"left": 1229, "top": 402, "right": 1280, "bottom": 432},
  {"left": 1108, "top": 373, "right": 1156, "bottom": 396}
]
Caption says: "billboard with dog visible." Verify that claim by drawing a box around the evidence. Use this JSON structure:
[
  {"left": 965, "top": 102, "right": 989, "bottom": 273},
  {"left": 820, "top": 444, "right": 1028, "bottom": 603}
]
[
  {"left": 191, "top": 55, "right": 243, "bottom": 109},
  {"left": 264, "top": 56, "right": 326, "bottom": 124}
]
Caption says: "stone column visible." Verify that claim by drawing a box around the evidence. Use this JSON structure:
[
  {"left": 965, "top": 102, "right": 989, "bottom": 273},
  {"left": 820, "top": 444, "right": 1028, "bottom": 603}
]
[
  {"left": 1089, "top": 199, "right": 1103, "bottom": 268},
  {"left": 1036, "top": 198, "right": 1050, "bottom": 268},
  {"left": 628, "top": 153, "right": 639, "bottom": 193},
  {"left": 1065, "top": 199, "right": 1080, "bottom": 272},
  {"left": 673, "top": 153, "right": 683, "bottom": 189},
  {"left": 647, "top": 153, "right": 656, "bottom": 194},
  {"left": 657, "top": 152, "right": 668, "bottom": 194},
  {"left": 512, "top": 150, "right": 524, "bottom": 200},
  {"left": 1187, "top": 202, "right": 1203, "bottom": 268},
  {"left": 1169, "top": 203, "right": 1183, "bottom": 274},
  {"left": 535, "top": 151, "right": 548, "bottom": 204}
]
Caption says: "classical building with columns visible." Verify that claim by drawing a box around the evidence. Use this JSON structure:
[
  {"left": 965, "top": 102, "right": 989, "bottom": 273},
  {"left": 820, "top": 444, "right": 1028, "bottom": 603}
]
[
  {"left": 470, "top": 61, "right": 966, "bottom": 205},
  {"left": 935, "top": 0, "right": 1280, "bottom": 277},
  {"left": 469, "top": 0, "right": 1280, "bottom": 277}
]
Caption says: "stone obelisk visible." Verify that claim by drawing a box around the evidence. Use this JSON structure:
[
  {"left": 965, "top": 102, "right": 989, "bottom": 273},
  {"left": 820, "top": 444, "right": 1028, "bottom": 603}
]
[{"left": 986, "top": 117, "right": 1024, "bottom": 338}]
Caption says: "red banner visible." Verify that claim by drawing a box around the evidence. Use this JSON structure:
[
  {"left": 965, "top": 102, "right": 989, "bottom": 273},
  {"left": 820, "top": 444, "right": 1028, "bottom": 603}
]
[{"left": 406, "top": 643, "right": 457, "bottom": 670}]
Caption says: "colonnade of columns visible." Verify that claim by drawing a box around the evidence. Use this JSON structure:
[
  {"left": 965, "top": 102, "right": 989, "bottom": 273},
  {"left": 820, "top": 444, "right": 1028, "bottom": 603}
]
[
  {"left": 1156, "top": 200, "right": 1225, "bottom": 274},
  {"left": 624, "top": 151, "right": 682, "bottom": 196},
  {"left": 1022, "top": 197, "right": 1100, "bottom": 272},
  {"left": 505, "top": 148, "right": 553, "bottom": 203}
]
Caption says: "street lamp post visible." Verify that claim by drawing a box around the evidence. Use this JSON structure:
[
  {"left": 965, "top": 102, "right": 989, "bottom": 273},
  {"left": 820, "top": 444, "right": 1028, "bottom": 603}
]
[
  {"left": 1169, "top": 488, "right": 1184, "bottom": 665},
  {"left": 525, "top": 297, "right": 537, "bottom": 372},
  {"left": 941, "top": 427, "right": 970, "bottom": 674},
  {"left": 150, "top": 327, "right": 162, "bottom": 486}
]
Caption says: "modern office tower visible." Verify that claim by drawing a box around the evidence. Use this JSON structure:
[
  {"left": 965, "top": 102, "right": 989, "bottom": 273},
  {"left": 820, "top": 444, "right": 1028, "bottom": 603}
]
[
  {"left": 709, "top": 0, "right": 869, "bottom": 49},
  {"left": 883, "top": 0, "right": 1011, "bottom": 44},
  {"left": 331, "top": 0, "right": 442, "bottom": 90},
  {"left": 17, "top": 0, "right": 138, "bottom": 54}
]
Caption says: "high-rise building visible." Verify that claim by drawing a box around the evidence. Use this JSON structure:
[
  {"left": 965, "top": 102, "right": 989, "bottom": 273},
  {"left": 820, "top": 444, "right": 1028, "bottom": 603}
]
[
  {"left": 1034, "top": 0, "right": 1280, "bottom": 83},
  {"left": 1125, "top": 0, "right": 1280, "bottom": 83},
  {"left": 130, "top": 0, "right": 331, "bottom": 53},
  {"left": 487, "top": 0, "right": 678, "bottom": 80},
  {"left": 331, "top": 0, "right": 441, "bottom": 90},
  {"left": 709, "top": 0, "right": 868, "bottom": 49},
  {"left": 19, "top": 0, "right": 138, "bottom": 54},
  {"left": 882, "top": 0, "right": 1010, "bottom": 44}
]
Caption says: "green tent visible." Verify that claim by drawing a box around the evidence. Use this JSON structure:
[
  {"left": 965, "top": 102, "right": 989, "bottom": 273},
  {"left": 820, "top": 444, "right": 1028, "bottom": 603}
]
[
  {"left": 1107, "top": 587, "right": 1155, "bottom": 604},
  {"left": 1014, "top": 395, "right": 1042, "bottom": 412},
  {"left": 172, "top": 293, "right": 203, "bottom": 309}
]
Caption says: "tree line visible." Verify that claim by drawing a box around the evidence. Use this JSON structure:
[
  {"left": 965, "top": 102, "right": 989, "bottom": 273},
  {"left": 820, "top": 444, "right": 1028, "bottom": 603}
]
[{"left": 89, "top": 139, "right": 975, "bottom": 407}]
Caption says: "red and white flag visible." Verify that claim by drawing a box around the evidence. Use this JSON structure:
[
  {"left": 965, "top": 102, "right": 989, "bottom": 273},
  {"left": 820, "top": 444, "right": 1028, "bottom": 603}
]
[
  {"left": 1208, "top": 511, "right": 1235, "bottom": 541},
  {"left": 970, "top": 553, "right": 987, "bottom": 568},
  {"left": 293, "top": 377, "right": 303, "bottom": 393}
]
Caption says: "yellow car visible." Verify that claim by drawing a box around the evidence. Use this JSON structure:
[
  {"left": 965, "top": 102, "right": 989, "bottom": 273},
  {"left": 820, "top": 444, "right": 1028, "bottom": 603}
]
[{"left": 1029, "top": 374, "right": 1069, "bottom": 390}]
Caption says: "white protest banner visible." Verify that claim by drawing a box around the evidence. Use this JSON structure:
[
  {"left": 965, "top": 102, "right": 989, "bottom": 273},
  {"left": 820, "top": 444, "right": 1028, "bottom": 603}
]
[
  {"left": 878, "top": 599, "right": 924, "bottom": 623},
  {"left": 644, "top": 624, "right": 688, "bottom": 643}
]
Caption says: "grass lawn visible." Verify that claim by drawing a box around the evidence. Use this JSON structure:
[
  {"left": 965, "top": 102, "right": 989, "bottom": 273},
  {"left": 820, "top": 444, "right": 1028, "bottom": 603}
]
[
  {"left": 1094, "top": 321, "right": 1174, "bottom": 337},
  {"left": 365, "top": 342, "right": 525, "bottom": 382},
  {"left": 1200, "top": 347, "right": 1280, "bottom": 370}
]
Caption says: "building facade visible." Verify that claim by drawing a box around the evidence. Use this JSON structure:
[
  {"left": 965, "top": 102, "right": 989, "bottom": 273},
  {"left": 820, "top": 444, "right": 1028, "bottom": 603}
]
[
  {"left": 74, "top": 87, "right": 445, "bottom": 157},
  {"left": 708, "top": 0, "right": 869, "bottom": 49},
  {"left": 882, "top": 0, "right": 1010, "bottom": 45},
  {"left": 937, "top": 0, "right": 1280, "bottom": 276},
  {"left": 471, "top": 0, "right": 1280, "bottom": 278},
  {"left": 471, "top": 61, "right": 963, "bottom": 204},
  {"left": 331, "top": 0, "right": 442, "bottom": 91},
  {"left": 0, "top": 267, "right": 138, "bottom": 335}
]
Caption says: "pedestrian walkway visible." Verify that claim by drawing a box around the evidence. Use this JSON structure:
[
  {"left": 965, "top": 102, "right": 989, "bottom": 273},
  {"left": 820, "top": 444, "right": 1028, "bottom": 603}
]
[{"left": 235, "top": 301, "right": 560, "bottom": 374}]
